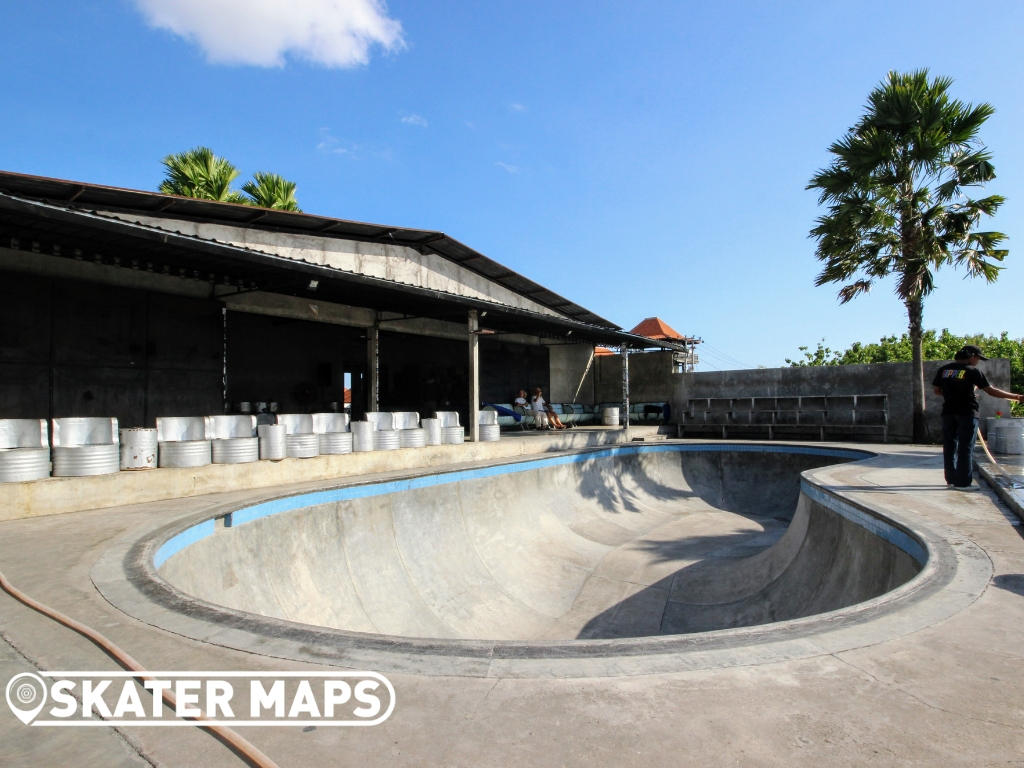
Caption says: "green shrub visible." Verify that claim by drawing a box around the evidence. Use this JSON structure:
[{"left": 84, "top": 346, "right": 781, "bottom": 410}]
[{"left": 787, "top": 330, "right": 1024, "bottom": 416}]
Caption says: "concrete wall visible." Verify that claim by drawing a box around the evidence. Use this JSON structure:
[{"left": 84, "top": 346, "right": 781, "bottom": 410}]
[
  {"left": 669, "top": 360, "right": 1012, "bottom": 443},
  {"left": 594, "top": 351, "right": 675, "bottom": 404},
  {"left": 549, "top": 344, "right": 596, "bottom": 404}
]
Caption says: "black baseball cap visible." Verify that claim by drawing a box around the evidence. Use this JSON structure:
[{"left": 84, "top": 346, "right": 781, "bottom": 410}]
[{"left": 959, "top": 345, "right": 988, "bottom": 360}]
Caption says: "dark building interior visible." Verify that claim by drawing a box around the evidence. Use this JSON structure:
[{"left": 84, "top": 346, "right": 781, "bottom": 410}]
[{"left": 1, "top": 269, "right": 554, "bottom": 428}]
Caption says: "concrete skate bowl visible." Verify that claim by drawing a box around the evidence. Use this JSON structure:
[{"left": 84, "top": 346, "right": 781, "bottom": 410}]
[{"left": 144, "top": 444, "right": 927, "bottom": 658}]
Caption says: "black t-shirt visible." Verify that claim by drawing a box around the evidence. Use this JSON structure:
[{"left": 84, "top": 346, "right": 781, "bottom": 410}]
[{"left": 932, "top": 362, "right": 990, "bottom": 414}]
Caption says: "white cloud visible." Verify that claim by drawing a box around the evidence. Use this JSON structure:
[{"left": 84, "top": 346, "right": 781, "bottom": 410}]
[
  {"left": 133, "top": 0, "right": 404, "bottom": 68},
  {"left": 495, "top": 161, "right": 519, "bottom": 174},
  {"left": 400, "top": 113, "right": 428, "bottom": 127},
  {"left": 509, "top": 103, "right": 526, "bottom": 112}
]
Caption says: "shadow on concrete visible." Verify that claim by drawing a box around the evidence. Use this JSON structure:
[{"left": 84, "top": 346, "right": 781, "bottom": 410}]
[{"left": 992, "top": 574, "right": 1024, "bottom": 597}]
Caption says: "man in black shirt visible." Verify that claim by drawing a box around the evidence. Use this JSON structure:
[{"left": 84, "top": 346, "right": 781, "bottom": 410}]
[{"left": 932, "top": 345, "right": 1024, "bottom": 490}]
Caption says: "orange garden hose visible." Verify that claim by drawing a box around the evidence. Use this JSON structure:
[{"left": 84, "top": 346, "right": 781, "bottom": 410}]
[
  {"left": 0, "top": 567, "right": 280, "bottom": 768},
  {"left": 978, "top": 426, "right": 1017, "bottom": 481}
]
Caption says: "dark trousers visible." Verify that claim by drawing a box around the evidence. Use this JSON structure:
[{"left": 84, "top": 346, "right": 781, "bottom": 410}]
[{"left": 941, "top": 411, "right": 979, "bottom": 487}]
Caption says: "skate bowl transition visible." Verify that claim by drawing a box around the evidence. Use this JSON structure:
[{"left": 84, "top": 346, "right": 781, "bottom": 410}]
[{"left": 124, "top": 443, "right": 939, "bottom": 673}]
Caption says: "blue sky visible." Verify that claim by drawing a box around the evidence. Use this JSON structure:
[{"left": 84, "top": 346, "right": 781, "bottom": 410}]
[{"left": 2, "top": 1, "right": 1022, "bottom": 370}]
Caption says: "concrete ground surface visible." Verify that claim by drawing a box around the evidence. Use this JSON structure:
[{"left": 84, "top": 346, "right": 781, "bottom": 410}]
[{"left": 2, "top": 440, "right": 1024, "bottom": 766}]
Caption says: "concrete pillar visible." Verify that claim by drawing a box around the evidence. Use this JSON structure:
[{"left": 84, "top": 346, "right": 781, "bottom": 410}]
[
  {"left": 367, "top": 323, "right": 379, "bottom": 413},
  {"left": 621, "top": 345, "right": 631, "bottom": 440},
  {"left": 468, "top": 310, "right": 480, "bottom": 442}
]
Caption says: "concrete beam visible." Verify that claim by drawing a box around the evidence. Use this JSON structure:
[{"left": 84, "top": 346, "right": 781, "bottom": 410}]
[
  {"left": 0, "top": 247, "right": 213, "bottom": 299},
  {"left": 220, "top": 290, "right": 375, "bottom": 327}
]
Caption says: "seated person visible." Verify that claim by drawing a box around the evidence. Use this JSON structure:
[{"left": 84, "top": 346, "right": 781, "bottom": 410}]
[
  {"left": 532, "top": 388, "right": 566, "bottom": 430},
  {"left": 516, "top": 388, "right": 547, "bottom": 428}
]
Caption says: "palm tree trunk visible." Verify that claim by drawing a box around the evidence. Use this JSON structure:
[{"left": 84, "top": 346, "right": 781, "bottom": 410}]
[{"left": 907, "top": 298, "right": 927, "bottom": 443}]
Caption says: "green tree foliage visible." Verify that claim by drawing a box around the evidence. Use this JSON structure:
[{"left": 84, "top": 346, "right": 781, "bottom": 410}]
[
  {"left": 158, "top": 147, "right": 301, "bottom": 210},
  {"left": 787, "top": 330, "right": 1024, "bottom": 415},
  {"left": 159, "top": 147, "right": 248, "bottom": 203},
  {"left": 241, "top": 172, "right": 302, "bottom": 211},
  {"left": 807, "top": 70, "right": 1008, "bottom": 440}
]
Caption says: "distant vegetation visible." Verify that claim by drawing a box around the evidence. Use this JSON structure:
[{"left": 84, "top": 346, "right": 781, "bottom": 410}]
[
  {"left": 787, "top": 330, "right": 1024, "bottom": 415},
  {"left": 158, "top": 147, "right": 301, "bottom": 211}
]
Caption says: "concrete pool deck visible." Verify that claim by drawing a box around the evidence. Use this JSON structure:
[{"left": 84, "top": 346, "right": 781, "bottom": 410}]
[{"left": 3, "top": 439, "right": 1024, "bottom": 766}]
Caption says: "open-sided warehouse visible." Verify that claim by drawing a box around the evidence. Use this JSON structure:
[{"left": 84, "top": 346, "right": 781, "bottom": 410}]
[{"left": 0, "top": 170, "right": 683, "bottom": 438}]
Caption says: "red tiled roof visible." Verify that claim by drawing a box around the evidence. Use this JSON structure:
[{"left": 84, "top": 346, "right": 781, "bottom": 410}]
[
  {"left": 629, "top": 317, "right": 684, "bottom": 341},
  {"left": 594, "top": 346, "right": 616, "bottom": 356}
]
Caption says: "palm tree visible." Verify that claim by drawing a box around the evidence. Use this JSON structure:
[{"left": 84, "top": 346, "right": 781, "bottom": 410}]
[
  {"left": 159, "top": 147, "right": 248, "bottom": 203},
  {"left": 241, "top": 172, "right": 302, "bottom": 211},
  {"left": 807, "top": 70, "right": 1007, "bottom": 442}
]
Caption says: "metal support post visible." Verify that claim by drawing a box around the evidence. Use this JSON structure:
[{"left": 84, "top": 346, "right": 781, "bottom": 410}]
[
  {"left": 367, "top": 321, "right": 379, "bottom": 413},
  {"left": 468, "top": 310, "right": 480, "bottom": 442},
  {"left": 621, "top": 345, "right": 631, "bottom": 441}
]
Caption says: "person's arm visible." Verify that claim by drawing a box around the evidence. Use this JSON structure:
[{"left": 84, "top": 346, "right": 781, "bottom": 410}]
[
  {"left": 981, "top": 385, "right": 1024, "bottom": 403},
  {"left": 933, "top": 386, "right": 944, "bottom": 396}
]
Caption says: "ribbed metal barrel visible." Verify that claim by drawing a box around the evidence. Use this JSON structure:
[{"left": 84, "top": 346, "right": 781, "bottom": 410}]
[
  {"left": 399, "top": 428, "right": 426, "bottom": 448},
  {"left": 479, "top": 424, "right": 501, "bottom": 442},
  {"left": 258, "top": 424, "right": 287, "bottom": 460},
  {"left": 989, "top": 418, "right": 1024, "bottom": 455},
  {"left": 158, "top": 440, "right": 212, "bottom": 468},
  {"left": 436, "top": 412, "right": 460, "bottom": 428},
  {"left": 319, "top": 432, "right": 353, "bottom": 455},
  {"left": 373, "top": 430, "right": 400, "bottom": 451},
  {"left": 210, "top": 415, "right": 256, "bottom": 440},
  {"left": 52, "top": 444, "right": 120, "bottom": 477},
  {"left": 352, "top": 422, "right": 375, "bottom": 452},
  {"left": 422, "top": 418, "right": 441, "bottom": 446},
  {"left": 441, "top": 426, "right": 465, "bottom": 445},
  {"left": 286, "top": 433, "right": 320, "bottom": 458},
  {"left": 278, "top": 414, "right": 314, "bottom": 436},
  {"left": 312, "top": 413, "right": 350, "bottom": 434},
  {"left": 212, "top": 437, "right": 259, "bottom": 464},
  {"left": 120, "top": 428, "right": 157, "bottom": 470},
  {"left": 601, "top": 407, "right": 620, "bottom": 426},
  {"left": 0, "top": 448, "right": 50, "bottom": 482}
]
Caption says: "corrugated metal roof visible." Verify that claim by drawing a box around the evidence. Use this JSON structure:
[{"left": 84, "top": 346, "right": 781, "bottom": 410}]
[
  {"left": 0, "top": 169, "right": 617, "bottom": 329},
  {"left": 0, "top": 190, "right": 686, "bottom": 351}
]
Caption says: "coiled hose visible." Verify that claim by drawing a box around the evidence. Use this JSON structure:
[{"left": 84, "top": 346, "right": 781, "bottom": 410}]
[{"left": 0, "top": 567, "right": 279, "bottom": 768}]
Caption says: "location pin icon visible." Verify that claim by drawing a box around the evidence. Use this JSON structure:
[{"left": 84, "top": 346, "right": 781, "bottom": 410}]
[{"left": 6, "top": 673, "right": 48, "bottom": 725}]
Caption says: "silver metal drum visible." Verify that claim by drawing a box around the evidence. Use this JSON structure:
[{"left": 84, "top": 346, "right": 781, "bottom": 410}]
[
  {"left": 399, "top": 428, "right": 426, "bottom": 448},
  {"left": 286, "top": 433, "right": 320, "bottom": 458},
  {"left": 352, "top": 422, "right": 375, "bottom": 452},
  {"left": 422, "top": 418, "right": 441, "bottom": 446},
  {"left": 210, "top": 415, "right": 257, "bottom": 440},
  {"left": 119, "top": 428, "right": 157, "bottom": 470},
  {"left": 0, "top": 449, "right": 50, "bottom": 482},
  {"left": 312, "top": 413, "right": 350, "bottom": 435},
  {"left": 319, "top": 432, "right": 353, "bottom": 454},
  {"left": 277, "top": 414, "right": 314, "bottom": 435},
  {"left": 441, "top": 426, "right": 465, "bottom": 445},
  {"left": 155, "top": 416, "right": 210, "bottom": 443},
  {"left": 479, "top": 424, "right": 500, "bottom": 442},
  {"left": 373, "top": 430, "right": 400, "bottom": 451},
  {"left": 601, "top": 407, "right": 620, "bottom": 426},
  {"left": 0, "top": 419, "right": 50, "bottom": 482},
  {"left": 158, "top": 440, "right": 212, "bottom": 468},
  {"left": 212, "top": 437, "right": 259, "bottom": 464},
  {"left": 364, "top": 412, "right": 394, "bottom": 432},
  {"left": 53, "top": 417, "right": 118, "bottom": 448},
  {"left": 52, "top": 444, "right": 120, "bottom": 477},
  {"left": 436, "top": 411, "right": 460, "bottom": 428},
  {"left": 258, "top": 424, "right": 287, "bottom": 460},
  {"left": 392, "top": 412, "right": 420, "bottom": 430}
]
